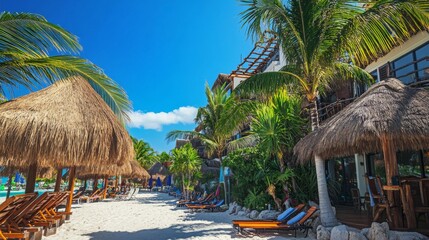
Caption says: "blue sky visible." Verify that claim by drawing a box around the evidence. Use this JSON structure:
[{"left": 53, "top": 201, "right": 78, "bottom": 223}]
[{"left": 2, "top": 1, "right": 254, "bottom": 152}]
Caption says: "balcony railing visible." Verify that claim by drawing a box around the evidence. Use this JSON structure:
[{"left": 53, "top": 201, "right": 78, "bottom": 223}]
[{"left": 318, "top": 97, "right": 356, "bottom": 123}]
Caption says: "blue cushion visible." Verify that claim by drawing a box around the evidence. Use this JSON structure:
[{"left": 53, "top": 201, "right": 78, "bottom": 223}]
[
  {"left": 277, "top": 207, "right": 295, "bottom": 221},
  {"left": 286, "top": 211, "right": 306, "bottom": 225}
]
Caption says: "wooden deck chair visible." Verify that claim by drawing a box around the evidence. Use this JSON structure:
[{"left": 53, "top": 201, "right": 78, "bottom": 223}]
[
  {"left": 13, "top": 192, "right": 60, "bottom": 236},
  {"left": 178, "top": 193, "right": 214, "bottom": 207},
  {"left": 232, "top": 204, "right": 305, "bottom": 229},
  {"left": 71, "top": 191, "right": 83, "bottom": 204},
  {"left": 79, "top": 189, "right": 101, "bottom": 203},
  {"left": 365, "top": 175, "right": 393, "bottom": 223},
  {"left": 42, "top": 192, "right": 71, "bottom": 224},
  {"left": 185, "top": 200, "right": 225, "bottom": 212},
  {"left": 236, "top": 206, "right": 317, "bottom": 237},
  {"left": 0, "top": 193, "right": 38, "bottom": 240}
]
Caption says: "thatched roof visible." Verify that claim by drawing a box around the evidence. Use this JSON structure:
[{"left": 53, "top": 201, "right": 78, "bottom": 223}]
[
  {"left": 294, "top": 78, "right": 429, "bottom": 162},
  {"left": 124, "top": 160, "right": 150, "bottom": 179},
  {"left": 0, "top": 76, "right": 133, "bottom": 168},
  {"left": 0, "top": 165, "right": 55, "bottom": 178},
  {"left": 149, "top": 162, "right": 168, "bottom": 180},
  {"left": 76, "top": 161, "right": 133, "bottom": 179}
]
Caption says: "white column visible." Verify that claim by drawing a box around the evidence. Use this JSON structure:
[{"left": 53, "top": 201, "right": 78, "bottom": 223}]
[{"left": 354, "top": 154, "right": 367, "bottom": 196}]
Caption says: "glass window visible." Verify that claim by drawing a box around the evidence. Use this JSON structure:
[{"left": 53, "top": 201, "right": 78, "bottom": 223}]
[
  {"left": 397, "top": 150, "right": 422, "bottom": 177},
  {"left": 416, "top": 43, "right": 429, "bottom": 81},
  {"left": 393, "top": 53, "right": 416, "bottom": 84},
  {"left": 367, "top": 153, "right": 386, "bottom": 182},
  {"left": 423, "top": 151, "right": 429, "bottom": 177}
]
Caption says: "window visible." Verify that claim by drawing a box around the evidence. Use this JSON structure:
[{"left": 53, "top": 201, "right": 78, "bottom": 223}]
[
  {"left": 416, "top": 44, "right": 429, "bottom": 81},
  {"left": 388, "top": 42, "right": 429, "bottom": 85},
  {"left": 397, "top": 150, "right": 422, "bottom": 177}
]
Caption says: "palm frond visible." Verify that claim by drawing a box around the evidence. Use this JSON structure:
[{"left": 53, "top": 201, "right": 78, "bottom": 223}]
[
  {"left": 235, "top": 71, "right": 304, "bottom": 97},
  {"left": 165, "top": 130, "right": 202, "bottom": 143},
  {"left": 0, "top": 12, "right": 81, "bottom": 56},
  {"left": 0, "top": 55, "right": 131, "bottom": 122},
  {"left": 338, "top": 1, "right": 429, "bottom": 67},
  {"left": 227, "top": 135, "right": 258, "bottom": 152}
]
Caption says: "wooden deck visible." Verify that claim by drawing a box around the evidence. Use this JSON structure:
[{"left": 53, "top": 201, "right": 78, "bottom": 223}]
[{"left": 336, "top": 205, "right": 429, "bottom": 236}]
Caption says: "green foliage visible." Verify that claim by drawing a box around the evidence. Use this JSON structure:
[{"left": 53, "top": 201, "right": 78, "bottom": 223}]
[
  {"left": 0, "top": 12, "right": 131, "bottom": 122},
  {"left": 291, "top": 164, "right": 319, "bottom": 203},
  {"left": 244, "top": 189, "right": 271, "bottom": 211},
  {"left": 170, "top": 143, "right": 202, "bottom": 198},
  {"left": 156, "top": 151, "right": 171, "bottom": 163},
  {"left": 132, "top": 137, "right": 157, "bottom": 169},
  {"left": 166, "top": 84, "right": 253, "bottom": 161}
]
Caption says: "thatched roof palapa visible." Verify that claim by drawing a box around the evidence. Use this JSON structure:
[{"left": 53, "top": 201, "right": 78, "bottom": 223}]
[
  {"left": 0, "top": 76, "right": 134, "bottom": 168},
  {"left": 76, "top": 160, "right": 133, "bottom": 179},
  {"left": 294, "top": 78, "right": 429, "bottom": 162},
  {"left": 149, "top": 162, "right": 168, "bottom": 180},
  {"left": 125, "top": 160, "right": 150, "bottom": 179}
]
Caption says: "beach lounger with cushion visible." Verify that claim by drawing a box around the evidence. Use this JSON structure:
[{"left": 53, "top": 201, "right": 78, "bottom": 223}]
[
  {"left": 232, "top": 204, "right": 306, "bottom": 229},
  {"left": 0, "top": 193, "right": 39, "bottom": 240},
  {"left": 235, "top": 206, "right": 317, "bottom": 237},
  {"left": 185, "top": 200, "right": 225, "bottom": 212}
]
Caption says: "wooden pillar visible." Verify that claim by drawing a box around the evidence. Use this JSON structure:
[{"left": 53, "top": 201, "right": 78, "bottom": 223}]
[
  {"left": 381, "top": 135, "right": 401, "bottom": 228},
  {"left": 103, "top": 177, "right": 108, "bottom": 199},
  {"left": 25, "top": 162, "right": 38, "bottom": 193},
  {"left": 54, "top": 168, "right": 62, "bottom": 192},
  {"left": 65, "top": 167, "right": 76, "bottom": 220},
  {"left": 92, "top": 175, "right": 98, "bottom": 192},
  {"left": 381, "top": 135, "right": 399, "bottom": 186},
  {"left": 6, "top": 174, "right": 13, "bottom": 199}
]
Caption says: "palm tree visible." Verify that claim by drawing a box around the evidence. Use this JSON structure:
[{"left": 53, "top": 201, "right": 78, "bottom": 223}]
[
  {"left": 132, "top": 137, "right": 157, "bottom": 169},
  {"left": 170, "top": 143, "right": 202, "bottom": 200},
  {"left": 166, "top": 84, "right": 252, "bottom": 203},
  {"left": 167, "top": 84, "right": 251, "bottom": 163},
  {"left": 238, "top": 0, "right": 428, "bottom": 226},
  {"left": 0, "top": 12, "right": 131, "bottom": 122}
]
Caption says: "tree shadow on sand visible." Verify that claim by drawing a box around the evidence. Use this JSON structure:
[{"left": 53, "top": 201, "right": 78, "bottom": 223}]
[{"left": 83, "top": 223, "right": 236, "bottom": 240}]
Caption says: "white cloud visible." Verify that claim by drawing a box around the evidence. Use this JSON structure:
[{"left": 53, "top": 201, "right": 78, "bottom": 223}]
[{"left": 127, "top": 106, "right": 198, "bottom": 131}]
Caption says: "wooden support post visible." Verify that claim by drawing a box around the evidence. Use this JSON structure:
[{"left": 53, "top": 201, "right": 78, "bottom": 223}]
[
  {"left": 381, "top": 135, "right": 401, "bottom": 228},
  {"left": 103, "top": 177, "right": 108, "bottom": 199},
  {"left": 400, "top": 182, "right": 417, "bottom": 229},
  {"left": 54, "top": 168, "right": 62, "bottom": 192},
  {"left": 6, "top": 174, "right": 12, "bottom": 199},
  {"left": 65, "top": 167, "right": 76, "bottom": 220},
  {"left": 93, "top": 176, "right": 98, "bottom": 192},
  {"left": 25, "top": 162, "right": 38, "bottom": 194}
]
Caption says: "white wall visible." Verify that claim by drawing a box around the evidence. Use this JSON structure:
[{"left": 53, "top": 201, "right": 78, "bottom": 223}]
[
  {"left": 354, "top": 154, "right": 367, "bottom": 197},
  {"left": 365, "top": 31, "right": 429, "bottom": 75}
]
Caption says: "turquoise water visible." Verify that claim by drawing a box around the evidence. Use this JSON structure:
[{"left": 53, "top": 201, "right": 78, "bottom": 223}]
[{"left": 0, "top": 189, "right": 50, "bottom": 198}]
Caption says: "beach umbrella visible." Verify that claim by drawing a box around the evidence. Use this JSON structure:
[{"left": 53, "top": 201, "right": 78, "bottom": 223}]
[
  {"left": 294, "top": 78, "right": 429, "bottom": 228},
  {"left": 14, "top": 172, "right": 21, "bottom": 183},
  {"left": 156, "top": 177, "right": 162, "bottom": 187},
  {"left": 148, "top": 178, "right": 153, "bottom": 188},
  {"left": 0, "top": 76, "right": 133, "bottom": 195},
  {"left": 166, "top": 175, "right": 172, "bottom": 186}
]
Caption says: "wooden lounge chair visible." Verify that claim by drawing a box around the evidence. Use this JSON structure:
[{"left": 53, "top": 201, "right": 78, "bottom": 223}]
[
  {"left": 186, "top": 200, "right": 225, "bottom": 212},
  {"left": 12, "top": 192, "right": 61, "bottom": 236},
  {"left": 0, "top": 193, "right": 39, "bottom": 240},
  {"left": 79, "top": 189, "right": 102, "bottom": 203},
  {"left": 232, "top": 204, "right": 305, "bottom": 229},
  {"left": 178, "top": 193, "right": 214, "bottom": 207},
  {"left": 71, "top": 191, "right": 83, "bottom": 204},
  {"left": 236, "top": 206, "right": 317, "bottom": 237}
]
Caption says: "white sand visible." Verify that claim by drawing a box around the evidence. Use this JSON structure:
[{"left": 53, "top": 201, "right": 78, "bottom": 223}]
[{"left": 45, "top": 192, "right": 313, "bottom": 240}]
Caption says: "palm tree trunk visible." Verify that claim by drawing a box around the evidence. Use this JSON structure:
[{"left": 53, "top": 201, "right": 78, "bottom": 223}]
[{"left": 310, "top": 100, "right": 337, "bottom": 227}]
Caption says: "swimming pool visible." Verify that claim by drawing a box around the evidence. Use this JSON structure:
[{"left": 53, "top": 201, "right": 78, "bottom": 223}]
[{"left": 0, "top": 189, "right": 50, "bottom": 198}]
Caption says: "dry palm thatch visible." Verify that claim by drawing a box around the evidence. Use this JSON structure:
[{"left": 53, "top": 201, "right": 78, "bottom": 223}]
[
  {"left": 0, "top": 165, "right": 55, "bottom": 178},
  {"left": 0, "top": 76, "right": 134, "bottom": 168},
  {"left": 124, "top": 160, "right": 150, "bottom": 179},
  {"left": 149, "top": 162, "right": 168, "bottom": 180},
  {"left": 294, "top": 78, "right": 429, "bottom": 162},
  {"left": 76, "top": 161, "right": 133, "bottom": 179}
]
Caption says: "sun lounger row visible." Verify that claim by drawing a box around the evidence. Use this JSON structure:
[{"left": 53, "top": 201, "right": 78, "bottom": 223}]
[
  {"left": 232, "top": 204, "right": 317, "bottom": 237},
  {"left": 0, "top": 191, "right": 73, "bottom": 240}
]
